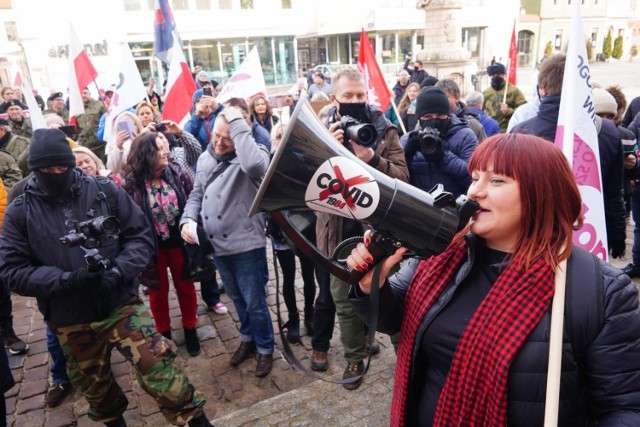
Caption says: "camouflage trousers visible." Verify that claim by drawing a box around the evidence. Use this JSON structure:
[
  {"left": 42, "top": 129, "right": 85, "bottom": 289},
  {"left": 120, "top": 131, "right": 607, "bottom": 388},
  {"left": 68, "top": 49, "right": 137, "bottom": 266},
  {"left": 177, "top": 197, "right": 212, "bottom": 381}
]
[{"left": 49, "top": 301, "right": 206, "bottom": 425}]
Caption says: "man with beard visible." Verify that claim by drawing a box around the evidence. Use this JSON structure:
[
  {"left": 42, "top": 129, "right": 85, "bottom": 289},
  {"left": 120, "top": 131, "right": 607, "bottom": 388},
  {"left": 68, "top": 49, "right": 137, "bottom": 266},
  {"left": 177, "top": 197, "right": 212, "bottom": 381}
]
[
  {"left": 482, "top": 62, "right": 527, "bottom": 132},
  {"left": 310, "top": 68, "right": 409, "bottom": 390}
]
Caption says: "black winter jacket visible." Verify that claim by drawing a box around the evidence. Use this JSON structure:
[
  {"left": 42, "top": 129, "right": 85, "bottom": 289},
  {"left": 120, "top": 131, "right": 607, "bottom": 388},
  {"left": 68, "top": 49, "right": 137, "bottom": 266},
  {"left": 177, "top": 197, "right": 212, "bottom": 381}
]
[
  {"left": 350, "top": 236, "right": 640, "bottom": 426},
  {"left": 510, "top": 95, "right": 627, "bottom": 245},
  {"left": 0, "top": 170, "right": 155, "bottom": 325}
]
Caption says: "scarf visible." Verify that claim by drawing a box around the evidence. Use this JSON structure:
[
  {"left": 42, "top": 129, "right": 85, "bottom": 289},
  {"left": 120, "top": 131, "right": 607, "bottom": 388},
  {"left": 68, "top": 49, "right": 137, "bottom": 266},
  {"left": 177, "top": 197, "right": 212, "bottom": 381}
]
[
  {"left": 146, "top": 178, "right": 180, "bottom": 240},
  {"left": 390, "top": 242, "right": 554, "bottom": 426}
]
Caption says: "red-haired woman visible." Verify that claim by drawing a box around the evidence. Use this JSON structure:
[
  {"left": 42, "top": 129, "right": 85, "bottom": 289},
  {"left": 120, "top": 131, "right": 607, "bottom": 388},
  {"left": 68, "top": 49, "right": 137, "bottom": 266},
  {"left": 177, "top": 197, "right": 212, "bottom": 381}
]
[{"left": 347, "top": 133, "right": 640, "bottom": 426}]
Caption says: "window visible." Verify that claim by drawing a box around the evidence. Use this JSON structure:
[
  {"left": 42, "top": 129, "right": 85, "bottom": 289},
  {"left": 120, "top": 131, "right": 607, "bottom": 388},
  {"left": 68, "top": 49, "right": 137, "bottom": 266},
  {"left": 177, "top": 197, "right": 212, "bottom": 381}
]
[
  {"left": 462, "top": 27, "right": 482, "bottom": 58},
  {"left": 147, "top": 0, "right": 154, "bottom": 9},
  {"left": 123, "top": 0, "right": 142, "bottom": 11},
  {"left": 196, "top": 0, "right": 211, "bottom": 9},
  {"left": 281, "top": 0, "right": 291, "bottom": 8},
  {"left": 554, "top": 29, "right": 563, "bottom": 50},
  {"left": 241, "top": 0, "right": 253, "bottom": 9},
  {"left": 173, "top": 0, "right": 188, "bottom": 10},
  {"left": 591, "top": 28, "right": 598, "bottom": 48},
  {"left": 218, "top": 0, "right": 232, "bottom": 8}
]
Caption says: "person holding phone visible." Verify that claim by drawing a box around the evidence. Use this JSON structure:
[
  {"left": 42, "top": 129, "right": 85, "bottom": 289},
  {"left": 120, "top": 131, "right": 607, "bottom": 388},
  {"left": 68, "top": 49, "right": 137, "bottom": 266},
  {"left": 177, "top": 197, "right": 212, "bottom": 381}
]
[
  {"left": 106, "top": 111, "right": 144, "bottom": 179},
  {"left": 184, "top": 89, "right": 223, "bottom": 152}
]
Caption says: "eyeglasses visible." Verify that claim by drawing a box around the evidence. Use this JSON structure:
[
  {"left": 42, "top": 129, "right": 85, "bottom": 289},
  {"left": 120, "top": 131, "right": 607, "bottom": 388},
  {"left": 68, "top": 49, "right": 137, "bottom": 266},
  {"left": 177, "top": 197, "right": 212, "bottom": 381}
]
[{"left": 214, "top": 133, "right": 233, "bottom": 145}]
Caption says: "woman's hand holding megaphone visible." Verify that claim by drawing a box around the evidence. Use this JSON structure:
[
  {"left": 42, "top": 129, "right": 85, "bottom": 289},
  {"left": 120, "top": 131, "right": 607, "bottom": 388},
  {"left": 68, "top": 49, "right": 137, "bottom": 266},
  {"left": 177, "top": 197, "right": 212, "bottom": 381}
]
[{"left": 347, "top": 230, "right": 407, "bottom": 295}]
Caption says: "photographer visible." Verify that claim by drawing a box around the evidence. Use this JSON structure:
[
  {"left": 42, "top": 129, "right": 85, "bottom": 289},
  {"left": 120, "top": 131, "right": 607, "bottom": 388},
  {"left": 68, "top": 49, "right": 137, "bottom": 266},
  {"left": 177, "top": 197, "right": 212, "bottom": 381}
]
[
  {"left": 312, "top": 68, "right": 408, "bottom": 389},
  {"left": 401, "top": 86, "right": 478, "bottom": 198},
  {"left": 0, "top": 129, "right": 212, "bottom": 427}
]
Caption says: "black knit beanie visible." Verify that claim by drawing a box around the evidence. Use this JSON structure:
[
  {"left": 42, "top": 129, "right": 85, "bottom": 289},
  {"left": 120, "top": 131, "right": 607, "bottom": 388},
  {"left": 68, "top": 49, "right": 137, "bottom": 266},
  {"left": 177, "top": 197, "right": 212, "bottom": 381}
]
[
  {"left": 27, "top": 128, "right": 76, "bottom": 171},
  {"left": 415, "top": 87, "right": 451, "bottom": 118}
]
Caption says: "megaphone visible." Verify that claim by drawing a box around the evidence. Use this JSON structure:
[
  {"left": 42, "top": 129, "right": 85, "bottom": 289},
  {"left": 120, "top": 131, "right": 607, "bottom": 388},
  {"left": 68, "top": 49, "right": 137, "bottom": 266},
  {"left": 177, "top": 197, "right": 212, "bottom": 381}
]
[{"left": 249, "top": 99, "right": 477, "bottom": 283}]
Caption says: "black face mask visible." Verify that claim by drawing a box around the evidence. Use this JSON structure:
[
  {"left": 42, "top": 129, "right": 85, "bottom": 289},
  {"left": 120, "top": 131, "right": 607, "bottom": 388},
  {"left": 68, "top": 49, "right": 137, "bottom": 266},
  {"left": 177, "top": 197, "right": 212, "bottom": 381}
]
[
  {"left": 34, "top": 168, "right": 75, "bottom": 198},
  {"left": 337, "top": 101, "right": 368, "bottom": 123},
  {"left": 420, "top": 118, "right": 449, "bottom": 136},
  {"left": 491, "top": 76, "right": 505, "bottom": 91}
]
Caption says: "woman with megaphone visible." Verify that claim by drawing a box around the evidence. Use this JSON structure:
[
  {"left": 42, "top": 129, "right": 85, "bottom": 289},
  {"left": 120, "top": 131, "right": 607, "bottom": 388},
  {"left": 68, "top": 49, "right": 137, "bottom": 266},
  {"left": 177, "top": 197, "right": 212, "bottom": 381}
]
[{"left": 347, "top": 133, "right": 640, "bottom": 426}]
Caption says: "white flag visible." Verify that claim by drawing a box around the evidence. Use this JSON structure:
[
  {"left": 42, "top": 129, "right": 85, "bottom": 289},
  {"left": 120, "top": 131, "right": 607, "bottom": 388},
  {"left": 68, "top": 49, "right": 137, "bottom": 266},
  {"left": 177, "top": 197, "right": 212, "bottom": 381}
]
[
  {"left": 217, "top": 47, "right": 267, "bottom": 103},
  {"left": 21, "top": 79, "right": 45, "bottom": 131},
  {"left": 554, "top": 1, "right": 608, "bottom": 260},
  {"left": 104, "top": 44, "right": 148, "bottom": 142}
]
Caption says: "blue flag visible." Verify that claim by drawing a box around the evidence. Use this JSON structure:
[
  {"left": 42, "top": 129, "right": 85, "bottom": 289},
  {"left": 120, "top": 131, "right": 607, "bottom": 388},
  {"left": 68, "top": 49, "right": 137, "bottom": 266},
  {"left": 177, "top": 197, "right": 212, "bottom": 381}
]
[{"left": 154, "top": 0, "right": 179, "bottom": 63}]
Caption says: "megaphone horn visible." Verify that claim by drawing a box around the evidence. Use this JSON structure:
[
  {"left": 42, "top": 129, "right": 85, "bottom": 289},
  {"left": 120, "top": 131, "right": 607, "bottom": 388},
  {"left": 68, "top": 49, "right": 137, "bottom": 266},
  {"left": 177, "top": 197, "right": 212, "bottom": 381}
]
[{"left": 250, "top": 99, "right": 477, "bottom": 283}]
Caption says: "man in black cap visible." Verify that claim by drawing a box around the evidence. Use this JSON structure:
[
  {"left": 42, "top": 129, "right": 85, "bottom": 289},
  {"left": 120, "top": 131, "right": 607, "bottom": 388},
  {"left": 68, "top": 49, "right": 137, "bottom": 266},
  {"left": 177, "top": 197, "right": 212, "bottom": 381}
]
[
  {"left": 401, "top": 86, "right": 478, "bottom": 197},
  {"left": 43, "top": 92, "right": 70, "bottom": 124},
  {"left": 0, "top": 128, "right": 214, "bottom": 427},
  {"left": 482, "top": 62, "right": 526, "bottom": 132},
  {"left": 1, "top": 99, "right": 32, "bottom": 140}
]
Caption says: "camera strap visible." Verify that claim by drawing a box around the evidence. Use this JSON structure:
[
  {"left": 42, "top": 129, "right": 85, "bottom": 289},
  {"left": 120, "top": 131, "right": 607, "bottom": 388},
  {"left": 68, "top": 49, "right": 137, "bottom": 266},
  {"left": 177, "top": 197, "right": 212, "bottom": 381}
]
[{"left": 88, "top": 176, "right": 119, "bottom": 218}]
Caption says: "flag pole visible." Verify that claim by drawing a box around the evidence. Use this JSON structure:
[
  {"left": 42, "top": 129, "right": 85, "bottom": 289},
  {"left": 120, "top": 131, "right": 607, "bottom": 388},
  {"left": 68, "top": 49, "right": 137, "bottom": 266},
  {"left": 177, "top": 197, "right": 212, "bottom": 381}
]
[
  {"left": 390, "top": 97, "right": 407, "bottom": 134},
  {"left": 543, "top": 253, "right": 567, "bottom": 427}
]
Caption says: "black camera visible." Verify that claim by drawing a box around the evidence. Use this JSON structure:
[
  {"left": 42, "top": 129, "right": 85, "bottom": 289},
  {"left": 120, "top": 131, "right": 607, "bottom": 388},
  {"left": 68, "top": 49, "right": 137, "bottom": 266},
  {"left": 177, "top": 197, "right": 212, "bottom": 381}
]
[
  {"left": 339, "top": 116, "right": 378, "bottom": 149},
  {"left": 155, "top": 123, "right": 168, "bottom": 133},
  {"left": 60, "top": 216, "right": 120, "bottom": 271},
  {"left": 417, "top": 127, "right": 442, "bottom": 155}
]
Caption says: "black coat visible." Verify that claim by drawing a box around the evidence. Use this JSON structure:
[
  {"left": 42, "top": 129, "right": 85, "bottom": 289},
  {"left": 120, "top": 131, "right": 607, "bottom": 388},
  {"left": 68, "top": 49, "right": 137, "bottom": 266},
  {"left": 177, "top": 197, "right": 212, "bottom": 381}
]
[
  {"left": 0, "top": 170, "right": 155, "bottom": 325},
  {"left": 350, "top": 237, "right": 640, "bottom": 426},
  {"left": 511, "top": 95, "right": 627, "bottom": 244}
]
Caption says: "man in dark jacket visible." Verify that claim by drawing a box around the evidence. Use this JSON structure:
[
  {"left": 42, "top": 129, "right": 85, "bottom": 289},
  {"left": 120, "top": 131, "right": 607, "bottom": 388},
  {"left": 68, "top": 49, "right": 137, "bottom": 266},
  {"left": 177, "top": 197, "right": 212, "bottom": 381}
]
[
  {"left": 0, "top": 129, "right": 213, "bottom": 427},
  {"left": 436, "top": 79, "right": 486, "bottom": 143},
  {"left": 401, "top": 87, "right": 478, "bottom": 198},
  {"left": 403, "top": 56, "right": 428, "bottom": 86},
  {"left": 392, "top": 70, "right": 411, "bottom": 105},
  {"left": 311, "top": 68, "right": 409, "bottom": 390},
  {"left": 511, "top": 54, "right": 626, "bottom": 260}
]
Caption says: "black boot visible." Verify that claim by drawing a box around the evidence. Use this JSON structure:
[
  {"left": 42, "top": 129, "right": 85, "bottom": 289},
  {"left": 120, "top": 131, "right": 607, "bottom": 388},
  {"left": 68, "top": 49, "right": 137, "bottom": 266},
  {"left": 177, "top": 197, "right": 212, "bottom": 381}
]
[
  {"left": 188, "top": 413, "right": 214, "bottom": 427},
  {"left": 104, "top": 415, "right": 127, "bottom": 427},
  {"left": 285, "top": 316, "right": 300, "bottom": 344},
  {"left": 184, "top": 328, "right": 201, "bottom": 357},
  {"left": 304, "top": 307, "right": 314, "bottom": 336},
  {"left": 161, "top": 331, "right": 172, "bottom": 341}
]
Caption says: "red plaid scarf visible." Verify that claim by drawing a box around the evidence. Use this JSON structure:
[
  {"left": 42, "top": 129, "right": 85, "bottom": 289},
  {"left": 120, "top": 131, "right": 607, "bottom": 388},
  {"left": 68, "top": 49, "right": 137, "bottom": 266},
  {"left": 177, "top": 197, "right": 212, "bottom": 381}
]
[{"left": 390, "top": 242, "right": 554, "bottom": 426}]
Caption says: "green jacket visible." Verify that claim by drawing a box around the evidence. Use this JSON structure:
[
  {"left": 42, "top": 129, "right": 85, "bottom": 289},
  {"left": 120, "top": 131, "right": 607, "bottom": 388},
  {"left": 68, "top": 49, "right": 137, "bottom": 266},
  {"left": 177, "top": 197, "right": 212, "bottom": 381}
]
[
  {"left": 43, "top": 108, "right": 69, "bottom": 124},
  {"left": 10, "top": 118, "right": 33, "bottom": 140},
  {"left": 482, "top": 83, "right": 527, "bottom": 132},
  {"left": 75, "top": 99, "right": 106, "bottom": 153},
  {"left": 0, "top": 133, "right": 29, "bottom": 166},
  {"left": 0, "top": 150, "right": 22, "bottom": 189}
]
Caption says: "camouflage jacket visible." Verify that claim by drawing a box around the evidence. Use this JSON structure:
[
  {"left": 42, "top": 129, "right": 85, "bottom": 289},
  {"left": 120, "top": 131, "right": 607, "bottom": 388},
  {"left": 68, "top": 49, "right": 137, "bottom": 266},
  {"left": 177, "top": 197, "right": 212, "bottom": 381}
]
[
  {"left": 10, "top": 118, "right": 33, "bottom": 140},
  {"left": 43, "top": 108, "right": 69, "bottom": 124},
  {"left": 482, "top": 84, "right": 527, "bottom": 132},
  {"left": 0, "top": 150, "right": 22, "bottom": 190},
  {"left": 0, "top": 133, "right": 29, "bottom": 165},
  {"left": 75, "top": 99, "right": 106, "bottom": 151}
]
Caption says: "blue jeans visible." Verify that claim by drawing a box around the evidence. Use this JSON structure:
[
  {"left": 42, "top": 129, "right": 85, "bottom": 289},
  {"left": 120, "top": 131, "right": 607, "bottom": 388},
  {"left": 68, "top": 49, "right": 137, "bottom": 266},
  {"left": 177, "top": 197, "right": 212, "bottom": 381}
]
[
  {"left": 632, "top": 185, "right": 640, "bottom": 265},
  {"left": 200, "top": 275, "right": 221, "bottom": 307},
  {"left": 214, "top": 248, "right": 274, "bottom": 354},
  {"left": 46, "top": 326, "right": 70, "bottom": 384}
]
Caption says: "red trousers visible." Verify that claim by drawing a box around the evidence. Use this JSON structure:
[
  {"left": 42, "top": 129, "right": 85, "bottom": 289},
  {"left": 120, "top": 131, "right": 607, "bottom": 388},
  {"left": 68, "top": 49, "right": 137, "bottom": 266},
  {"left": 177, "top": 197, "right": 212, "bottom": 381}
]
[{"left": 148, "top": 247, "right": 197, "bottom": 333}]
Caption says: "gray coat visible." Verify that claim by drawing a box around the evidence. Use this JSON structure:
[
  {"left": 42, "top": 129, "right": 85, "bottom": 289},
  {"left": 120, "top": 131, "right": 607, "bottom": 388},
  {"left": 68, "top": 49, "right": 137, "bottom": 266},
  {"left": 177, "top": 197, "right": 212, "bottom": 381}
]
[{"left": 181, "top": 119, "right": 270, "bottom": 257}]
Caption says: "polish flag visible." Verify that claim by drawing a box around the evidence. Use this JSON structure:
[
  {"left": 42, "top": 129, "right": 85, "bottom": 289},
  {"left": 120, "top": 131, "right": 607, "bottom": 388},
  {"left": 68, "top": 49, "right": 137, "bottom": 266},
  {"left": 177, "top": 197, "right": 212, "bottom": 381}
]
[
  {"left": 358, "top": 29, "right": 392, "bottom": 113},
  {"left": 162, "top": 40, "right": 197, "bottom": 123},
  {"left": 555, "top": 1, "right": 607, "bottom": 260},
  {"left": 68, "top": 24, "right": 98, "bottom": 119}
]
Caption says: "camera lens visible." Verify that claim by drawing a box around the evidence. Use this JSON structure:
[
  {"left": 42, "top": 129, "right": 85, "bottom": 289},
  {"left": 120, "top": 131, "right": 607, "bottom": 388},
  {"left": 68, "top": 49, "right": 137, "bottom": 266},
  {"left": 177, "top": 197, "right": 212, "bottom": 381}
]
[
  {"left": 355, "top": 125, "right": 377, "bottom": 147},
  {"left": 98, "top": 217, "right": 120, "bottom": 236}
]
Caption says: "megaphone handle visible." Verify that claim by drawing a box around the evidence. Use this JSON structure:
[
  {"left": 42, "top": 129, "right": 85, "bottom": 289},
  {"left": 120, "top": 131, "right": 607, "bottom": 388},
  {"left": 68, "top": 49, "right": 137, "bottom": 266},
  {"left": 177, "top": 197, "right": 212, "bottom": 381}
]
[{"left": 344, "top": 231, "right": 400, "bottom": 281}]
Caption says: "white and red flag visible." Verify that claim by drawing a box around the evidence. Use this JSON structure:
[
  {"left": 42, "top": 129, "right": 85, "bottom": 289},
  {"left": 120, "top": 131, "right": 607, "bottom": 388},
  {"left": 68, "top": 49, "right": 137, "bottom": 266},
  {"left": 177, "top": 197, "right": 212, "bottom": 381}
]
[
  {"left": 554, "top": 1, "right": 608, "bottom": 260},
  {"left": 68, "top": 24, "right": 98, "bottom": 120},
  {"left": 216, "top": 47, "right": 267, "bottom": 104},
  {"left": 162, "top": 40, "right": 197, "bottom": 123},
  {"left": 357, "top": 29, "right": 392, "bottom": 112},
  {"left": 104, "top": 44, "right": 148, "bottom": 141}
]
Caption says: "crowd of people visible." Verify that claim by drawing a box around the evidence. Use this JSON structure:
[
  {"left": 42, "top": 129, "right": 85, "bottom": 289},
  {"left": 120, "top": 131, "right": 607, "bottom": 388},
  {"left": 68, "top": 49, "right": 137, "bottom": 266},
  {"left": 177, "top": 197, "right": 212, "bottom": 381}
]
[{"left": 0, "top": 52, "right": 639, "bottom": 426}]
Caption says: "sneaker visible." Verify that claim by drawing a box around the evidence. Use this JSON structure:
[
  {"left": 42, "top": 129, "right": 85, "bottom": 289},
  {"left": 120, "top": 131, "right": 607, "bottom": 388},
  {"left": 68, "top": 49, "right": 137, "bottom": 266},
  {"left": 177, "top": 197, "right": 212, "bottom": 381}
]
[
  {"left": 209, "top": 302, "right": 228, "bottom": 315},
  {"left": 45, "top": 382, "right": 73, "bottom": 407},
  {"left": 622, "top": 262, "right": 640, "bottom": 278},
  {"left": 310, "top": 350, "right": 328, "bottom": 371},
  {"left": 2, "top": 325, "right": 28, "bottom": 355},
  {"left": 342, "top": 361, "right": 365, "bottom": 390}
]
